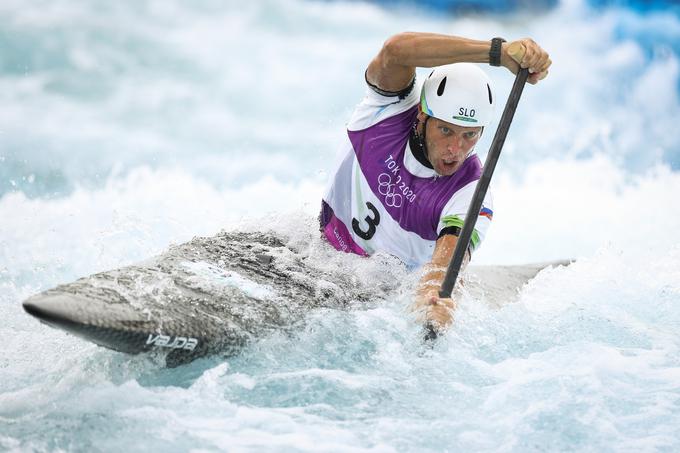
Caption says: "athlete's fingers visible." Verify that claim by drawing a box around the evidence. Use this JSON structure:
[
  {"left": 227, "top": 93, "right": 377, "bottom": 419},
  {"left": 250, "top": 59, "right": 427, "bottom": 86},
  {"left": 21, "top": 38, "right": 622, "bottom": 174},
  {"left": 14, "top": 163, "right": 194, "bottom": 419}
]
[
  {"left": 510, "top": 39, "right": 547, "bottom": 73},
  {"left": 427, "top": 296, "right": 455, "bottom": 310},
  {"left": 523, "top": 40, "right": 543, "bottom": 72},
  {"left": 506, "top": 40, "right": 542, "bottom": 74},
  {"left": 505, "top": 38, "right": 550, "bottom": 83},
  {"left": 539, "top": 58, "right": 552, "bottom": 74},
  {"left": 525, "top": 40, "right": 550, "bottom": 74},
  {"left": 415, "top": 288, "right": 456, "bottom": 330},
  {"left": 515, "top": 39, "right": 536, "bottom": 68},
  {"left": 521, "top": 41, "right": 537, "bottom": 68},
  {"left": 527, "top": 68, "right": 549, "bottom": 85},
  {"left": 428, "top": 305, "right": 454, "bottom": 330}
]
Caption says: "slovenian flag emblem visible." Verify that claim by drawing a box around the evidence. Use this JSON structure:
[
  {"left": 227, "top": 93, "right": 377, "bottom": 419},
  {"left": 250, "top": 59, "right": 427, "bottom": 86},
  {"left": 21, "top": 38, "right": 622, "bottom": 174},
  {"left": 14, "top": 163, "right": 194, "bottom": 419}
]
[{"left": 479, "top": 207, "right": 493, "bottom": 220}]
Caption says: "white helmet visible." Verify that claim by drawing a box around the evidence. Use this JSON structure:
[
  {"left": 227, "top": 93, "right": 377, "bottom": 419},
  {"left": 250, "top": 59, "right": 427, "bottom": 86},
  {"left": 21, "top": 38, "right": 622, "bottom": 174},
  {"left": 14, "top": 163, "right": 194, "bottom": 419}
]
[{"left": 420, "top": 63, "right": 495, "bottom": 127}]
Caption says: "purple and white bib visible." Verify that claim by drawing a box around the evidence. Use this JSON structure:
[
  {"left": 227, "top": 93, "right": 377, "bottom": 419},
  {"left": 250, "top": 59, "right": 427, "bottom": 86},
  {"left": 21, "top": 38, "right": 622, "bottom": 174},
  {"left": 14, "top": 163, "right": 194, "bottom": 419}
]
[{"left": 321, "top": 85, "right": 492, "bottom": 268}]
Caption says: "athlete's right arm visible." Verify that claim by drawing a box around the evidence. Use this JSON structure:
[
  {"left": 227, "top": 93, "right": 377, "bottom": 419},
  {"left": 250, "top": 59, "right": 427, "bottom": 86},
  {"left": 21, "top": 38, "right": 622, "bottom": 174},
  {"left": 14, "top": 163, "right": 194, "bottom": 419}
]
[
  {"left": 410, "top": 233, "right": 469, "bottom": 333},
  {"left": 365, "top": 32, "right": 552, "bottom": 91}
]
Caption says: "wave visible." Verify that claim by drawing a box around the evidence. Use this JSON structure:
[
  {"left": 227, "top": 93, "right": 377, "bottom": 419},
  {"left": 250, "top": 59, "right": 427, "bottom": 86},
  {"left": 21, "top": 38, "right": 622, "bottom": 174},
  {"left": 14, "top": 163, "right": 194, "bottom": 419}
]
[{"left": 1, "top": 0, "right": 678, "bottom": 199}]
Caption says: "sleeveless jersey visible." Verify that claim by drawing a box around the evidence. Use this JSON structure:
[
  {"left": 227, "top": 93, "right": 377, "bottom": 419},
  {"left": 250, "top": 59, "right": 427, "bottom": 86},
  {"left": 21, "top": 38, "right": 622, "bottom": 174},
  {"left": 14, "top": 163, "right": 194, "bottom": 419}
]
[{"left": 321, "top": 80, "right": 493, "bottom": 268}]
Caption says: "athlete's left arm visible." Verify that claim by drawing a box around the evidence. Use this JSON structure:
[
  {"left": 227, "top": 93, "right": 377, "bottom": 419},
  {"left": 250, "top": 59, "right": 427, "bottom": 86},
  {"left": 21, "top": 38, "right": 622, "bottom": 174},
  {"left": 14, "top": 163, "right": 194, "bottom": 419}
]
[{"left": 411, "top": 234, "right": 469, "bottom": 332}]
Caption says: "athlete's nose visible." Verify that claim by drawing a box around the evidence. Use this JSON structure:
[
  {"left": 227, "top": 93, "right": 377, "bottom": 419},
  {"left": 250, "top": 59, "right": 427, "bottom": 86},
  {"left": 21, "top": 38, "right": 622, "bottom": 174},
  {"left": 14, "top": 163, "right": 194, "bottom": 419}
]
[{"left": 446, "top": 135, "right": 465, "bottom": 155}]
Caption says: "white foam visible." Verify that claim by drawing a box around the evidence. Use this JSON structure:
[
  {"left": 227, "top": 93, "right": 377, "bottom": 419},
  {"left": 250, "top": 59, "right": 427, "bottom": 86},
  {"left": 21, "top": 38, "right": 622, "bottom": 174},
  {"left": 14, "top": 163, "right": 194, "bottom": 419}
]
[
  {"left": 2, "top": 1, "right": 680, "bottom": 451},
  {"left": 182, "top": 261, "right": 276, "bottom": 300},
  {"left": 0, "top": 166, "right": 324, "bottom": 285},
  {"left": 474, "top": 157, "right": 680, "bottom": 265}
]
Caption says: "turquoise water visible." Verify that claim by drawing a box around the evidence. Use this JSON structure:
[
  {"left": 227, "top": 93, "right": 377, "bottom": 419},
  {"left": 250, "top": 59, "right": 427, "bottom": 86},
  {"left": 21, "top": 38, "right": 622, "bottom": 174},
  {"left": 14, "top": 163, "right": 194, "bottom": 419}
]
[{"left": 2, "top": 0, "right": 680, "bottom": 451}]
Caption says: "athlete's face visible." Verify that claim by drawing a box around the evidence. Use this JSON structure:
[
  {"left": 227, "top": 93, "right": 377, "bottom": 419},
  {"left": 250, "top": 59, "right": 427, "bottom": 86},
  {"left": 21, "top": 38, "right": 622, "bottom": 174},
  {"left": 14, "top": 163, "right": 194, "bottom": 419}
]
[{"left": 419, "top": 113, "right": 482, "bottom": 176}]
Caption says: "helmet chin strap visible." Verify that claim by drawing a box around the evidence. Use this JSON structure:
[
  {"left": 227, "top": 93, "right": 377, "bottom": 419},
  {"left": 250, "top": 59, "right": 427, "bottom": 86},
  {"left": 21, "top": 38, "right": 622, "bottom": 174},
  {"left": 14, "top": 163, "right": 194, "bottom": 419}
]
[
  {"left": 421, "top": 116, "right": 430, "bottom": 157},
  {"left": 409, "top": 115, "right": 433, "bottom": 169}
]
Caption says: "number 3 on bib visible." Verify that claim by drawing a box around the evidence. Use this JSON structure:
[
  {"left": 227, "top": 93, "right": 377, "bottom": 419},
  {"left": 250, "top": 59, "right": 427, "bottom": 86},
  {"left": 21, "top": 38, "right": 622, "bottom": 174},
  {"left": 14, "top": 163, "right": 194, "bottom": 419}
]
[{"left": 352, "top": 202, "right": 380, "bottom": 240}]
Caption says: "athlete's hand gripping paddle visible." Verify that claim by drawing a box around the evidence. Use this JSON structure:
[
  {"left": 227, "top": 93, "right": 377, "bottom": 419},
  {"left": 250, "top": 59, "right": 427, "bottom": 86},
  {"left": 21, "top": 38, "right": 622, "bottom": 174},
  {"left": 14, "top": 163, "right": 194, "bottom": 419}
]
[{"left": 434, "top": 68, "right": 530, "bottom": 330}]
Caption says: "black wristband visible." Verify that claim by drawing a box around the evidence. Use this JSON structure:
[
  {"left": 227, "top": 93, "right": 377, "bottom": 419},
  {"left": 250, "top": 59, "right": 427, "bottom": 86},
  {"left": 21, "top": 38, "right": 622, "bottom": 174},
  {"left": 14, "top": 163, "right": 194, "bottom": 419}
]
[{"left": 489, "top": 37, "right": 506, "bottom": 67}]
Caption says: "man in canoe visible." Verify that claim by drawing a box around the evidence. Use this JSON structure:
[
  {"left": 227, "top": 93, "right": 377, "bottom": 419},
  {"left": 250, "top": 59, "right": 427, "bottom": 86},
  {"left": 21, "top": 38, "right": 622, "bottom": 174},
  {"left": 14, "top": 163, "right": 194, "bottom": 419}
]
[{"left": 320, "top": 32, "right": 551, "bottom": 333}]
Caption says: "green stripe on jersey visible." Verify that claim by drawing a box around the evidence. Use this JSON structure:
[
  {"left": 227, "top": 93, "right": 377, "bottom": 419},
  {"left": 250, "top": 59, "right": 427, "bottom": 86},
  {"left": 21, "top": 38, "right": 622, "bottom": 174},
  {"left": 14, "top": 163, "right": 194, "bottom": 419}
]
[{"left": 441, "top": 215, "right": 481, "bottom": 250}]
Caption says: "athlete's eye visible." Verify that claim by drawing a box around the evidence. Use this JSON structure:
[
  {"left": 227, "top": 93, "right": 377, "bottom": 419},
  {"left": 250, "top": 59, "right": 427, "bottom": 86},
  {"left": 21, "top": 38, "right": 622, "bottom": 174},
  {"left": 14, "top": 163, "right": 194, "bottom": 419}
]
[
  {"left": 463, "top": 131, "right": 478, "bottom": 140},
  {"left": 440, "top": 126, "right": 452, "bottom": 135}
]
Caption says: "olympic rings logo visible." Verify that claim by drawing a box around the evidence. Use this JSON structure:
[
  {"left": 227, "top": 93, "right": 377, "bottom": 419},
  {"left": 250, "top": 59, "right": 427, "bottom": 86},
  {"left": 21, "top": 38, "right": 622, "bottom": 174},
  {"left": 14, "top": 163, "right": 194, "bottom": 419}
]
[{"left": 377, "top": 173, "right": 403, "bottom": 208}]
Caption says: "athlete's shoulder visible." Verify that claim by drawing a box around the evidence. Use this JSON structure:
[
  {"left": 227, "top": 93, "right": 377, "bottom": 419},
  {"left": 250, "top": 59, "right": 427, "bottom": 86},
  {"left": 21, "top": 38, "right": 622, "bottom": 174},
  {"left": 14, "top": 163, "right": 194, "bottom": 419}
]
[
  {"left": 347, "top": 77, "right": 421, "bottom": 131},
  {"left": 366, "top": 72, "right": 416, "bottom": 100}
]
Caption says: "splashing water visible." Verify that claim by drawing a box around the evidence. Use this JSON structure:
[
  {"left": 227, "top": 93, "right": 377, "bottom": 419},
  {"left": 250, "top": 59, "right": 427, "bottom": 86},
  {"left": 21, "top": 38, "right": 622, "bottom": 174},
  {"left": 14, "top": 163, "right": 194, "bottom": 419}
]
[{"left": 2, "top": 0, "right": 680, "bottom": 451}]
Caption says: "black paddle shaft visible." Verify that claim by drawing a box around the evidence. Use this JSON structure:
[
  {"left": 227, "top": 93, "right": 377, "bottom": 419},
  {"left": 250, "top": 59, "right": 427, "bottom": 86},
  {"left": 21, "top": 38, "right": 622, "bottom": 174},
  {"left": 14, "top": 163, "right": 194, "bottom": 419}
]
[{"left": 439, "top": 68, "right": 530, "bottom": 298}]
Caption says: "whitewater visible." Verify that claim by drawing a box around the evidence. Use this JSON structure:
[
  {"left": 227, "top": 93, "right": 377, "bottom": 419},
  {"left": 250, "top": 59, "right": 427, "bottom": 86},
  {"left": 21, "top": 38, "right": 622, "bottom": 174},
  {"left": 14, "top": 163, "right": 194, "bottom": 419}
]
[{"left": 2, "top": 0, "right": 680, "bottom": 451}]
